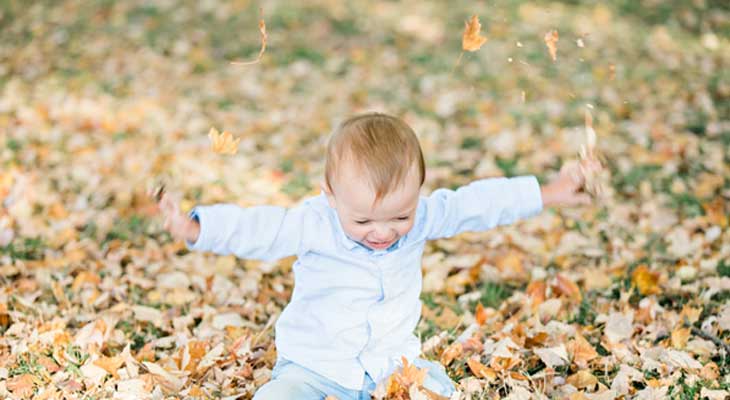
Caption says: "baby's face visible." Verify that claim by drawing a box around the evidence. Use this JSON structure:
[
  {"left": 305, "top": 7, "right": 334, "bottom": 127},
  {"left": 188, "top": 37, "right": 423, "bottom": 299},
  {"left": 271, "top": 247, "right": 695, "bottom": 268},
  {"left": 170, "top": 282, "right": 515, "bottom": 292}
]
[{"left": 325, "top": 162, "right": 421, "bottom": 250}]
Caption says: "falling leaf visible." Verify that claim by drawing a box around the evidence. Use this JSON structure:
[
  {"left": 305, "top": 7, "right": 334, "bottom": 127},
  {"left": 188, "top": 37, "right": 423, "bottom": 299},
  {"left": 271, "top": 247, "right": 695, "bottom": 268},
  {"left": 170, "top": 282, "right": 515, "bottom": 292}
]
[
  {"left": 231, "top": 11, "right": 267, "bottom": 66},
  {"left": 631, "top": 265, "right": 660, "bottom": 296},
  {"left": 208, "top": 127, "right": 240, "bottom": 155},
  {"left": 462, "top": 15, "right": 488, "bottom": 52},
  {"left": 544, "top": 30, "right": 559, "bottom": 61}
]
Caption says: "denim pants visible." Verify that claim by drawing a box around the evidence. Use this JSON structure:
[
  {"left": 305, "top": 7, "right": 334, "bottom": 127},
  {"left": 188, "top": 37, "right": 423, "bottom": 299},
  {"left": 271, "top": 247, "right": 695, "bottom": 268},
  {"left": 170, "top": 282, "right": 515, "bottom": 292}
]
[{"left": 253, "top": 358, "right": 455, "bottom": 400}]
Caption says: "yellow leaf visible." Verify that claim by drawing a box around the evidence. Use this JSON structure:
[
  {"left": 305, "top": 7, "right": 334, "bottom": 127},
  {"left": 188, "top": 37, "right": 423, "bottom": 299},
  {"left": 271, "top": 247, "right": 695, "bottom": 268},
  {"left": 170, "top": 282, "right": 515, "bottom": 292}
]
[
  {"left": 631, "top": 265, "right": 660, "bottom": 296},
  {"left": 544, "top": 29, "right": 559, "bottom": 61},
  {"left": 7, "top": 373, "right": 35, "bottom": 398},
  {"left": 462, "top": 15, "right": 487, "bottom": 52},
  {"left": 566, "top": 370, "right": 598, "bottom": 390},
  {"left": 94, "top": 356, "right": 124, "bottom": 378},
  {"left": 671, "top": 327, "right": 690, "bottom": 349},
  {"left": 208, "top": 127, "right": 240, "bottom": 155}
]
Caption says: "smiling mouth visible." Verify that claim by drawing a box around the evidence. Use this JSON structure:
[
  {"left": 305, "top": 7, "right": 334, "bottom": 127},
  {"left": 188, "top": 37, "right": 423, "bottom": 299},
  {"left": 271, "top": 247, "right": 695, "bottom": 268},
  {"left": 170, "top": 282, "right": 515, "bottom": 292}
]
[{"left": 366, "top": 239, "right": 395, "bottom": 249}]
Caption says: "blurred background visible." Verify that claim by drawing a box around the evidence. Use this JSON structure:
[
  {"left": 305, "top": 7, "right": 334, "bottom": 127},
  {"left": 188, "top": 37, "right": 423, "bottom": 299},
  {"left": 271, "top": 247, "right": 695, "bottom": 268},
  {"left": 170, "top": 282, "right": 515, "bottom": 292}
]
[{"left": 1, "top": 0, "right": 729, "bottom": 398}]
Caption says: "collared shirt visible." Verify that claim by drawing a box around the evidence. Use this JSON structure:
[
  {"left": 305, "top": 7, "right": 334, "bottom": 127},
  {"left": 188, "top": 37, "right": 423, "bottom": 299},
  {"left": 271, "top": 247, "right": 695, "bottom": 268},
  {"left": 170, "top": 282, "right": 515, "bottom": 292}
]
[{"left": 188, "top": 176, "right": 543, "bottom": 389}]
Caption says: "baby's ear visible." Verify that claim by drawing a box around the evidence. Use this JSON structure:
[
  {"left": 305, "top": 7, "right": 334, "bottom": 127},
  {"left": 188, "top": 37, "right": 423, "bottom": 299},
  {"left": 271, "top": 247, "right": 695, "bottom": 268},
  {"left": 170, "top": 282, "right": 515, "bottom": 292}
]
[{"left": 320, "top": 181, "right": 336, "bottom": 208}]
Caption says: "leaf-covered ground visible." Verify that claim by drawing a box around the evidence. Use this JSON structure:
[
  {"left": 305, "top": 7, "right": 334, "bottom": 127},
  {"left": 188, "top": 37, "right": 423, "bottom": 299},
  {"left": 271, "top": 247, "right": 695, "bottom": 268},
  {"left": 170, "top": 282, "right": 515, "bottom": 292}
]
[{"left": 1, "top": 1, "right": 729, "bottom": 399}]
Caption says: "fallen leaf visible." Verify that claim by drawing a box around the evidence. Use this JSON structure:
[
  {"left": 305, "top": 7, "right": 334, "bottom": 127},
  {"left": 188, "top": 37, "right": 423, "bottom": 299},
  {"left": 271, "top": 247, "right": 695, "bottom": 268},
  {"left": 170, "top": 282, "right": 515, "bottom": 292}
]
[
  {"left": 534, "top": 344, "right": 569, "bottom": 368},
  {"left": 7, "top": 373, "right": 35, "bottom": 398},
  {"left": 94, "top": 356, "right": 125, "bottom": 378},
  {"left": 467, "top": 357, "right": 496, "bottom": 380},
  {"left": 569, "top": 333, "right": 598, "bottom": 368},
  {"left": 631, "top": 265, "right": 660, "bottom": 296},
  {"left": 566, "top": 370, "right": 598, "bottom": 390}
]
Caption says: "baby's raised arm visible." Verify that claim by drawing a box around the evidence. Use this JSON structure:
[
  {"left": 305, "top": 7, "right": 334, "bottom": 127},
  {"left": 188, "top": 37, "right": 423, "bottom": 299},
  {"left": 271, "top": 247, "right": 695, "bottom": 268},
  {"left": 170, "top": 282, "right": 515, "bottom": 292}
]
[{"left": 154, "top": 191, "right": 314, "bottom": 261}]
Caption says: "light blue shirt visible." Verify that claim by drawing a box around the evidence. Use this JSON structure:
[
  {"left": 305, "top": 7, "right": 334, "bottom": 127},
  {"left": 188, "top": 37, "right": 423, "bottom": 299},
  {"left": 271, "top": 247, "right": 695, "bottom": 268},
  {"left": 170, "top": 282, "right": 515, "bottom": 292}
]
[{"left": 188, "top": 176, "right": 543, "bottom": 389}]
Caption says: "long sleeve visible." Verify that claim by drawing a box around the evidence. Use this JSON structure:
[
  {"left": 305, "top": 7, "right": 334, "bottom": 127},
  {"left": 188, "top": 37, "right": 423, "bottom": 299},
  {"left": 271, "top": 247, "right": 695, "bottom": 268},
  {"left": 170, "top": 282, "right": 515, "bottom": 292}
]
[
  {"left": 421, "top": 176, "right": 543, "bottom": 240},
  {"left": 185, "top": 203, "right": 317, "bottom": 261}
]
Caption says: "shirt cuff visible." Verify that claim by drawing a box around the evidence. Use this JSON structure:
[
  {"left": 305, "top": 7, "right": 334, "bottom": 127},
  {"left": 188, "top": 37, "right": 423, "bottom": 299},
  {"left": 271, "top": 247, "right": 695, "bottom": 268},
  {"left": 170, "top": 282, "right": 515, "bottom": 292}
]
[
  {"left": 514, "top": 175, "right": 544, "bottom": 217},
  {"left": 185, "top": 207, "right": 204, "bottom": 251}
]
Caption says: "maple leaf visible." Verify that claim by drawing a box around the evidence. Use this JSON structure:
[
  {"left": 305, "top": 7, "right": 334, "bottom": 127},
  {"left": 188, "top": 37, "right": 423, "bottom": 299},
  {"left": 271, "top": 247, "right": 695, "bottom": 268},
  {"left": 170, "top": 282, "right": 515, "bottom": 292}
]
[
  {"left": 544, "top": 29, "right": 559, "bottom": 61},
  {"left": 386, "top": 357, "right": 429, "bottom": 399},
  {"left": 231, "top": 11, "right": 267, "bottom": 66},
  {"left": 462, "top": 15, "right": 487, "bottom": 52},
  {"left": 208, "top": 127, "right": 240, "bottom": 155}
]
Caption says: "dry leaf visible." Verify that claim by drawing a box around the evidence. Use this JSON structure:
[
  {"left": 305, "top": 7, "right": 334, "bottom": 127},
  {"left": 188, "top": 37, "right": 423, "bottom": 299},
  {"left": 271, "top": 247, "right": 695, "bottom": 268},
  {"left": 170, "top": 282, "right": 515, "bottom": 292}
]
[
  {"left": 544, "top": 30, "right": 559, "bottom": 61},
  {"left": 631, "top": 265, "right": 660, "bottom": 296},
  {"left": 208, "top": 127, "right": 240, "bottom": 155},
  {"left": 467, "top": 357, "right": 496, "bottom": 380},
  {"left": 569, "top": 333, "right": 598, "bottom": 368},
  {"left": 94, "top": 356, "right": 125, "bottom": 379},
  {"left": 7, "top": 373, "right": 35, "bottom": 398},
  {"left": 566, "top": 370, "right": 598, "bottom": 390},
  {"left": 462, "top": 16, "right": 488, "bottom": 52}
]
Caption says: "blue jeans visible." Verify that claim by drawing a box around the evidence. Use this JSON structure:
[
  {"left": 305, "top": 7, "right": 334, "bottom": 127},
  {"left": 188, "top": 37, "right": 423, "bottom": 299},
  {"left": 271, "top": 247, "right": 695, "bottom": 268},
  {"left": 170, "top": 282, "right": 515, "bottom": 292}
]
[{"left": 253, "top": 358, "right": 455, "bottom": 400}]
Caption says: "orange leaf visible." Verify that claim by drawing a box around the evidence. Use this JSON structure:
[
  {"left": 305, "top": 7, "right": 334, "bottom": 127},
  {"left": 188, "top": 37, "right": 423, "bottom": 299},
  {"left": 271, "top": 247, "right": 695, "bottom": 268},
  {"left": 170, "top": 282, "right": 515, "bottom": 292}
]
[
  {"left": 566, "top": 370, "right": 598, "bottom": 390},
  {"left": 475, "top": 302, "right": 488, "bottom": 325},
  {"left": 544, "top": 29, "right": 559, "bottom": 61},
  {"left": 526, "top": 281, "right": 547, "bottom": 308},
  {"left": 440, "top": 342, "right": 463, "bottom": 366},
  {"left": 467, "top": 357, "right": 495, "bottom": 380},
  {"left": 631, "top": 265, "right": 660, "bottom": 296},
  {"left": 7, "top": 373, "right": 35, "bottom": 398},
  {"left": 208, "top": 127, "right": 240, "bottom": 155},
  {"left": 386, "top": 356, "right": 429, "bottom": 398},
  {"left": 568, "top": 333, "right": 598, "bottom": 368},
  {"left": 462, "top": 15, "right": 488, "bottom": 52},
  {"left": 552, "top": 274, "right": 582, "bottom": 302},
  {"left": 94, "top": 356, "right": 124, "bottom": 378}
]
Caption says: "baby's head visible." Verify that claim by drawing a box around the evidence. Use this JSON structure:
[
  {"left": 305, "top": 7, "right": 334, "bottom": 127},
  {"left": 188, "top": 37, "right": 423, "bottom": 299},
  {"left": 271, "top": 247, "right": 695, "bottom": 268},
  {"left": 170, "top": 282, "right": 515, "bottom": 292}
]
[{"left": 323, "top": 112, "right": 425, "bottom": 250}]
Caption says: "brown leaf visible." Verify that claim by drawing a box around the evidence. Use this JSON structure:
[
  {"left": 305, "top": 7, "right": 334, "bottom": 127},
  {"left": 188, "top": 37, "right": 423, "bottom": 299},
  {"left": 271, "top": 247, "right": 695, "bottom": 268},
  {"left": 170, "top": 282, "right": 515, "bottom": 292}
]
[
  {"left": 566, "top": 370, "right": 598, "bottom": 390},
  {"left": 386, "top": 356, "right": 429, "bottom": 398},
  {"left": 440, "top": 342, "right": 463, "bottom": 366},
  {"left": 544, "top": 29, "right": 559, "bottom": 61},
  {"left": 462, "top": 15, "right": 487, "bottom": 52},
  {"left": 7, "top": 373, "right": 35, "bottom": 398},
  {"left": 552, "top": 274, "right": 582, "bottom": 302},
  {"left": 569, "top": 333, "right": 598, "bottom": 368},
  {"left": 467, "top": 357, "right": 495, "bottom": 380}
]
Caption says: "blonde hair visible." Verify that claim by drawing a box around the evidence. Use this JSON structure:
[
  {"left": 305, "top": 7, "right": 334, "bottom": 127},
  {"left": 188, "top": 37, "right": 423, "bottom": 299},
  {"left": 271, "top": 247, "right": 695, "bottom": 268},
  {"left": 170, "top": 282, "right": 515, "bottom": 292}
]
[{"left": 325, "top": 112, "right": 425, "bottom": 203}]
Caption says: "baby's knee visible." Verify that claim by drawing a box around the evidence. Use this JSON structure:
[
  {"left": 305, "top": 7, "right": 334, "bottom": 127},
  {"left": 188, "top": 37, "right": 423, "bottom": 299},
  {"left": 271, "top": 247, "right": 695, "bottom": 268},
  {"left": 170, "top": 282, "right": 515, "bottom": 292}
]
[{"left": 253, "top": 378, "right": 320, "bottom": 400}]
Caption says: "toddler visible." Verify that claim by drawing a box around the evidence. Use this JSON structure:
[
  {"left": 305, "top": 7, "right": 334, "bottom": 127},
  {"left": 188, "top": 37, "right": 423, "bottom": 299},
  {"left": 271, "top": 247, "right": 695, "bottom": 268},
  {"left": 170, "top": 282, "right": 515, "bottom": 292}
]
[{"left": 158, "top": 112, "right": 598, "bottom": 399}]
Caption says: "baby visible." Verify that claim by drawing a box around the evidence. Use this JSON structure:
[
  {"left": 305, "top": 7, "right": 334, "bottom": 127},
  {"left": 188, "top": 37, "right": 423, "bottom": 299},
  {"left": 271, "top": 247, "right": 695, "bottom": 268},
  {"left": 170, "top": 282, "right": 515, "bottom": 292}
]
[{"left": 157, "top": 112, "right": 598, "bottom": 399}]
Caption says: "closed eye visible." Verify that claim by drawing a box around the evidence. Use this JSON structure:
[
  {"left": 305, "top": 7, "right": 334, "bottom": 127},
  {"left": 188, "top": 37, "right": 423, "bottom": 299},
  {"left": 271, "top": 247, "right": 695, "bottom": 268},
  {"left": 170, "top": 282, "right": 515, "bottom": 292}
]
[
  {"left": 396, "top": 216, "right": 410, "bottom": 221},
  {"left": 355, "top": 220, "right": 370, "bottom": 225}
]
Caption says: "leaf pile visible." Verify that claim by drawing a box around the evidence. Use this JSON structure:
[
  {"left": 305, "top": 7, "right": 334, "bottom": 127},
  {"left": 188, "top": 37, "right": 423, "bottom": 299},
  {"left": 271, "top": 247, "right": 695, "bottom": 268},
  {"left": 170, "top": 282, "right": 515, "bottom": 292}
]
[{"left": 1, "top": 1, "right": 729, "bottom": 399}]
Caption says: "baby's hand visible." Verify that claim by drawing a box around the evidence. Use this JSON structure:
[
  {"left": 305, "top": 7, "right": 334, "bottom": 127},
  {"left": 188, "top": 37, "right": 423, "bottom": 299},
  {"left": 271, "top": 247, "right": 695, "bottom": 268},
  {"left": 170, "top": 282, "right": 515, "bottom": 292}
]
[
  {"left": 153, "top": 191, "right": 200, "bottom": 243},
  {"left": 541, "top": 158, "right": 603, "bottom": 207}
]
